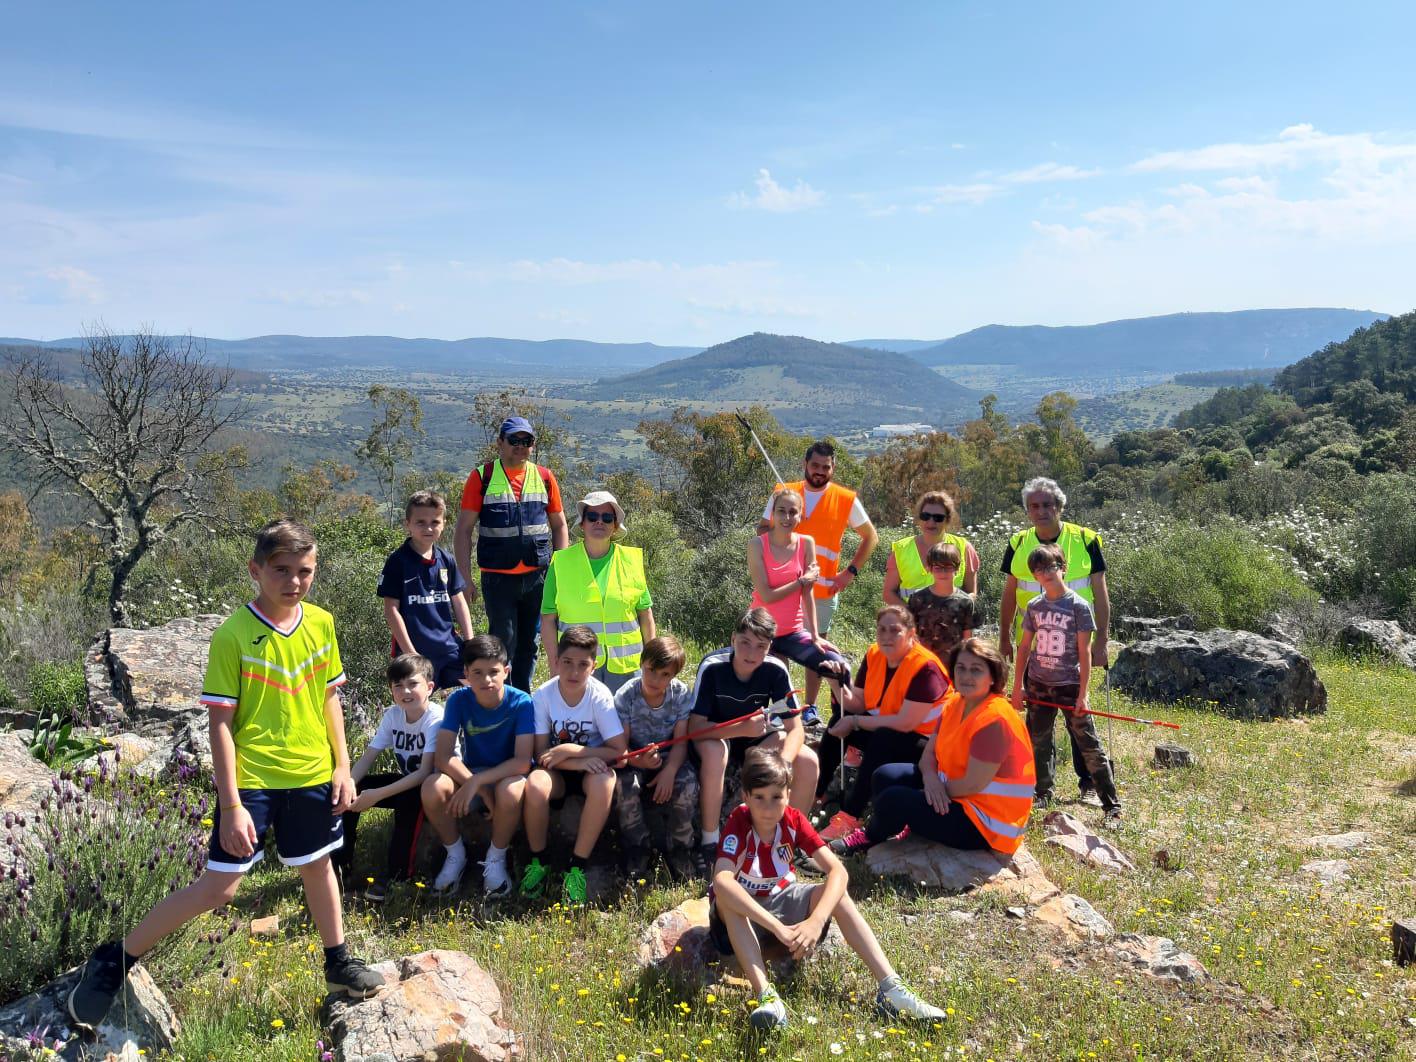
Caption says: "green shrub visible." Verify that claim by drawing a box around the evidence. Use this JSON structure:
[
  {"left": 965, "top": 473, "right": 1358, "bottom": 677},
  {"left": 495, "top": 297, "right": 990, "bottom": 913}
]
[
  {"left": 25, "top": 659, "right": 87, "bottom": 722},
  {"left": 651, "top": 526, "right": 756, "bottom": 647}
]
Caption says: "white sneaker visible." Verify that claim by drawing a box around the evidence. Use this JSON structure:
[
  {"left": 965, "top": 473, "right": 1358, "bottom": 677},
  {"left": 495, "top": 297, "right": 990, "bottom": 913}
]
[
  {"left": 481, "top": 856, "right": 511, "bottom": 899},
  {"left": 749, "top": 985, "right": 788, "bottom": 1031},
  {"left": 876, "top": 976, "right": 946, "bottom": 1022},
  {"left": 433, "top": 843, "right": 467, "bottom": 893}
]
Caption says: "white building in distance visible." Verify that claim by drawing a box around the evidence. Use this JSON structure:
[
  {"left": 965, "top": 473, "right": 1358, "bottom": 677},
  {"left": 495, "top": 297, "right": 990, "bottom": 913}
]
[{"left": 871, "top": 422, "right": 935, "bottom": 438}]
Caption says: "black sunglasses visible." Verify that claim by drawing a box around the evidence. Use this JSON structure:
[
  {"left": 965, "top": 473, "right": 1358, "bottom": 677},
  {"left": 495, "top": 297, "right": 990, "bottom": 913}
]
[
  {"left": 504, "top": 434, "right": 535, "bottom": 446},
  {"left": 918, "top": 512, "right": 949, "bottom": 523},
  {"left": 582, "top": 511, "right": 617, "bottom": 523}
]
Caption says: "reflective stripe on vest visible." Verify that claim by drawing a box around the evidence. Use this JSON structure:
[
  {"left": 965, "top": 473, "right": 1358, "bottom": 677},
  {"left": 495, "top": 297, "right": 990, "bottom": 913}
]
[
  {"left": 1008, "top": 522, "right": 1101, "bottom": 639},
  {"left": 933, "top": 692, "right": 1035, "bottom": 855},
  {"left": 476, "top": 460, "right": 552, "bottom": 571},
  {"left": 862, "top": 641, "right": 948, "bottom": 737},
  {"left": 892, "top": 533, "right": 971, "bottom": 598},
  {"left": 779, "top": 480, "right": 857, "bottom": 600},
  {"left": 549, "top": 542, "right": 648, "bottom": 674}
]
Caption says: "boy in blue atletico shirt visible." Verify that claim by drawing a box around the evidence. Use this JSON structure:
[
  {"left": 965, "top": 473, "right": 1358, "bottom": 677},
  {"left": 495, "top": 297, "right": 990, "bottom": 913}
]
[
  {"left": 67, "top": 519, "right": 383, "bottom": 1029},
  {"left": 379, "top": 491, "right": 475, "bottom": 691},
  {"left": 421, "top": 634, "right": 536, "bottom": 898}
]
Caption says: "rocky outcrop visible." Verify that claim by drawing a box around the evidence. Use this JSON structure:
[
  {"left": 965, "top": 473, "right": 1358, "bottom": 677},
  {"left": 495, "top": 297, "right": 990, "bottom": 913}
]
[
  {"left": 636, "top": 895, "right": 844, "bottom": 982},
  {"left": 1113, "top": 615, "right": 1195, "bottom": 641},
  {"left": 0, "top": 962, "right": 179, "bottom": 1061},
  {"left": 1032, "top": 893, "right": 1115, "bottom": 942},
  {"left": 0, "top": 731, "right": 54, "bottom": 824},
  {"left": 866, "top": 838, "right": 1058, "bottom": 903},
  {"left": 1337, "top": 618, "right": 1416, "bottom": 669},
  {"left": 1042, "top": 811, "right": 1136, "bottom": 873},
  {"left": 1111, "top": 629, "right": 1326, "bottom": 719},
  {"left": 1108, "top": 934, "right": 1208, "bottom": 983},
  {"left": 322, "top": 950, "right": 518, "bottom": 1062}
]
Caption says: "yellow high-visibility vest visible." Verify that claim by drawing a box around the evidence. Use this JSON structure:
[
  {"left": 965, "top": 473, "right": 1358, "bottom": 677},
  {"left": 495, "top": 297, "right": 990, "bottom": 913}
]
[{"left": 549, "top": 542, "right": 648, "bottom": 674}]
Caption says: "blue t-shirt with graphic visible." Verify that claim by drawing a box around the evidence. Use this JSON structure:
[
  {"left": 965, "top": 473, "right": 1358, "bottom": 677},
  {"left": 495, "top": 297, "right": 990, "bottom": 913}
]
[
  {"left": 377, "top": 540, "right": 467, "bottom": 660},
  {"left": 439, "top": 685, "right": 535, "bottom": 770}
]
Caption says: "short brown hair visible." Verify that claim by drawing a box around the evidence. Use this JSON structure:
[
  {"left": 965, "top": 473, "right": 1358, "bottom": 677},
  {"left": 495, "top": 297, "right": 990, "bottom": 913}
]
[
  {"left": 876, "top": 603, "right": 915, "bottom": 630},
  {"left": 948, "top": 637, "right": 1009, "bottom": 695},
  {"left": 926, "top": 542, "right": 961, "bottom": 570},
  {"left": 404, "top": 491, "right": 447, "bottom": 518},
  {"left": 740, "top": 746, "right": 793, "bottom": 792},
  {"left": 461, "top": 634, "right": 508, "bottom": 667},
  {"left": 557, "top": 623, "right": 599, "bottom": 656},
  {"left": 1028, "top": 543, "right": 1066, "bottom": 574},
  {"left": 252, "top": 518, "right": 317, "bottom": 564},
  {"left": 641, "top": 635, "right": 687, "bottom": 674},
  {"left": 734, "top": 606, "right": 777, "bottom": 643},
  {"left": 387, "top": 653, "right": 435, "bottom": 685},
  {"left": 917, "top": 490, "right": 956, "bottom": 522}
]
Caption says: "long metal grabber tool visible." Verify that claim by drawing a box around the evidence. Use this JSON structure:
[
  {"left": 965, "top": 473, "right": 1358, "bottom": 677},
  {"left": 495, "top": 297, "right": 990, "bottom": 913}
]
[
  {"left": 619, "top": 690, "right": 805, "bottom": 762},
  {"left": 1023, "top": 694, "right": 1181, "bottom": 731},
  {"left": 734, "top": 410, "right": 787, "bottom": 486}
]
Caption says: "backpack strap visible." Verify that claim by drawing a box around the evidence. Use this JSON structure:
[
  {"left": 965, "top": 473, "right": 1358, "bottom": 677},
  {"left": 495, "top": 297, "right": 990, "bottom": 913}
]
[{"left": 479, "top": 461, "right": 496, "bottom": 500}]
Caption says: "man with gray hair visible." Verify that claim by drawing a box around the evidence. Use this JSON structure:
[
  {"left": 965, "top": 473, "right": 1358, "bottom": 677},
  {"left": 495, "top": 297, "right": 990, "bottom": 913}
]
[{"left": 998, "top": 477, "right": 1111, "bottom": 803}]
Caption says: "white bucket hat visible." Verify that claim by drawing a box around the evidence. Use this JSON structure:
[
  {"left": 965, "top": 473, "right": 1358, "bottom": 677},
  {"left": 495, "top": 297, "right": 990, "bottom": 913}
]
[{"left": 575, "top": 490, "right": 628, "bottom": 533}]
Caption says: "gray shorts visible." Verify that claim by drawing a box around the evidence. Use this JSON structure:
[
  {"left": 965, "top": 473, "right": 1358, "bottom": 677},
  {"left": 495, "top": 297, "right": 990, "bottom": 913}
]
[
  {"left": 814, "top": 594, "right": 839, "bottom": 636},
  {"left": 708, "top": 881, "right": 831, "bottom": 954}
]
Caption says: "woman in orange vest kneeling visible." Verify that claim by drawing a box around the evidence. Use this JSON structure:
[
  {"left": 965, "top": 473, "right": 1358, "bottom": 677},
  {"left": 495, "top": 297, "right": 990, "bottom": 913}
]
[{"left": 829, "top": 637, "right": 1034, "bottom": 857}]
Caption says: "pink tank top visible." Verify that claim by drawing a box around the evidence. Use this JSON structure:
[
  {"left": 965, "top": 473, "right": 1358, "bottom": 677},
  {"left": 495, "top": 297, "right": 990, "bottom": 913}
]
[{"left": 751, "top": 533, "right": 807, "bottom": 636}]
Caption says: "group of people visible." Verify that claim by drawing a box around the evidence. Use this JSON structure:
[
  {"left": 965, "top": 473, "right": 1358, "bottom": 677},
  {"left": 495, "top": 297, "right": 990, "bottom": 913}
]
[{"left": 65, "top": 417, "right": 1124, "bottom": 1035}]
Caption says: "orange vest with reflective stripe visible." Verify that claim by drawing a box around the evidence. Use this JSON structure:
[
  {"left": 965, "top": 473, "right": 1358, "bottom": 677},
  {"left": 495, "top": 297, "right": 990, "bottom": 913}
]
[
  {"left": 933, "top": 692, "right": 1035, "bottom": 854},
  {"left": 863, "top": 642, "right": 947, "bottom": 737},
  {"left": 780, "top": 480, "right": 856, "bottom": 600}
]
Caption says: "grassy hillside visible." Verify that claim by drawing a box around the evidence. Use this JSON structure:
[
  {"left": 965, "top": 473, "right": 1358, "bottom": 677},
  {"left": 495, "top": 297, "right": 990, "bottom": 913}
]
[{"left": 1076, "top": 381, "right": 1220, "bottom": 440}]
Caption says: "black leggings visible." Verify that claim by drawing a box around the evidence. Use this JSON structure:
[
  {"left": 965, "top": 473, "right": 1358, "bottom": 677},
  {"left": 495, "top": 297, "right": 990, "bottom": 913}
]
[
  {"left": 864, "top": 762, "right": 990, "bottom": 850},
  {"left": 840, "top": 727, "right": 926, "bottom": 818},
  {"left": 332, "top": 774, "right": 425, "bottom": 883}
]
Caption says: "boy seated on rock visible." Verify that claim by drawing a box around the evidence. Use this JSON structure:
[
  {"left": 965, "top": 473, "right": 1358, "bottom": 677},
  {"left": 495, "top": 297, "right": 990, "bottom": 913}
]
[
  {"left": 68, "top": 520, "right": 383, "bottom": 1029},
  {"left": 422, "top": 634, "right": 535, "bottom": 898},
  {"left": 709, "top": 747, "right": 946, "bottom": 1031},
  {"left": 907, "top": 541, "right": 983, "bottom": 662},
  {"left": 1010, "top": 543, "right": 1122, "bottom": 823},
  {"left": 524, "top": 624, "right": 629, "bottom": 905},
  {"left": 613, "top": 634, "right": 699, "bottom": 882},
  {"left": 334, "top": 653, "right": 444, "bottom": 901},
  {"left": 690, "top": 607, "right": 819, "bottom": 877}
]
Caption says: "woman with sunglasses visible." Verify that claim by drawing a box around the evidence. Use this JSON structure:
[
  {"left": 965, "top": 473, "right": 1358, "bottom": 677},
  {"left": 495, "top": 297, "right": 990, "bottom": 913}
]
[
  {"left": 540, "top": 490, "right": 655, "bottom": 692},
  {"left": 883, "top": 490, "right": 979, "bottom": 606}
]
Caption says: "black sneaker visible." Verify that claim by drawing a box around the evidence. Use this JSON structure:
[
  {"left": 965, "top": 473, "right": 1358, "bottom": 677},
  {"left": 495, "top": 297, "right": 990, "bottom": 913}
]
[
  {"left": 664, "top": 845, "right": 697, "bottom": 882},
  {"left": 325, "top": 953, "right": 385, "bottom": 1000},
  {"left": 695, "top": 841, "right": 718, "bottom": 880},
  {"left": 67, "top": 941, "right": 128, "bottom": 1028},
  {"left": 624, "top": 844, "right": 652, "bottom": 882}
]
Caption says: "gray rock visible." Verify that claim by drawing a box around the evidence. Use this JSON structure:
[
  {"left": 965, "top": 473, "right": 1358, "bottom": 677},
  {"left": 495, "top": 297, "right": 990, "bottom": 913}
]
[
  {"left": 1033, "top": 893, "right": 1115, "bottom": 941},
  {"left": 636, "top": 896, "right": 844, "bottom": 984},
  {"left": 1108, "top": 934, "right": 1208, "bottom": 983},
  {"left": 866, "top": 838, "right": 1059, "bottom": 904},
  {"left": 1305, "top": 831, "right": 1371, "bottom": 851},
  {"left": 1337, "top": 618, "right": 1416, "bottom": 669},
  {"left": 0, "top": 962, "right": 179, "bottom": 1061},
  {"left": 1114, "top": 615, "right": 1196, "bottom": 641},
  {"left": 1153, "top": 743, "right": 1196, "bottom": 768},
  {"left": 1301, "top": 858, "right": 1351, "bottom": 883},
  {"left": 1111, "top": 629, "right": 1326, "bottom": 720}
]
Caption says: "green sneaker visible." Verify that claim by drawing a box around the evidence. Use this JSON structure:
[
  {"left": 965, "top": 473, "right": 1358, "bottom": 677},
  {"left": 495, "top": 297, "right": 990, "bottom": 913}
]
[
  {"left": 519, "top": 856, "right": 549, "bottom": 898},
  {"left": 562, "top": 865, "right": 588, "bottom": 906}
]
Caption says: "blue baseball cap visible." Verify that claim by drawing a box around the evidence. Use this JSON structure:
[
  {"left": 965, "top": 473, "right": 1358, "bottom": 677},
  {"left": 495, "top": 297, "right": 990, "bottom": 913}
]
[{"left": 499, "top": 416, "right": 535, "bottom": 440}]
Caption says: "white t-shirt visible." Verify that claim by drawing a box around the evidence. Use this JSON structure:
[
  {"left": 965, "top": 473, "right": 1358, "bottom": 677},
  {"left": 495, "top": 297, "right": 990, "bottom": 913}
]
[
  {"left": 370, "top": 701, "right": 444, "bottom": 776},
  {"left": 533, "top": 676, "right": 623, "bottom": 748},
  {"left": 762, "top": 487, "right": 870, "bottom": 528}
]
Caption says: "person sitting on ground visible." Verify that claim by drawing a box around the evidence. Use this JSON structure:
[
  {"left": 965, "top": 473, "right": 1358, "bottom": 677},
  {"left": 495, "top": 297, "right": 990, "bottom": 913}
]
[
  {"left": 1010, "top": 543, "right": 1122, "bottom": 823},
  {"left": 818, "top": 605, "right": 949, "bottom": 844},
  {"left": 334, "top": 653, "right": 444, "bottom": 901},
  {"left": 524, "top": 624, "right": 630, "bottom": 904},
  {"left": 884, "top": 490, "right": 979, "bottom": 605},
  {"left": 690, "top": 607, "right": 821, "bottom": 877},
  {"left": 378, "top": 491, "right": 475, "bottom": 692},
  {"left": 613, "top": 634, "right": 699, "bottom": 882},
  {"left": 747, "top": 486, "right": 852, "bottom": 719},
  {"left": 540, "top": 490, "right": 654, "bottom": 694},
  {"left": 421, "top": 635, "right": 535, "bottom": 899},
  {"left": 906, "top": 542, "right": 983, "bottom": 662},
  {"left": 832, "top": 638, "right": 1034, "bottom": 858},
  {"left": 709, "top": 747, "right": 946, "bottom": 1032},
  {"left": 67, "top": 520, "right": 383, "bottom": 1030}
]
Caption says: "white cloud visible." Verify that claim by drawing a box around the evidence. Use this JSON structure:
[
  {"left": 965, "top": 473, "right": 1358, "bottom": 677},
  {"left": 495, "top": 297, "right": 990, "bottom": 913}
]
[
  {"left": 928, "top": 182, "right": 1001, "bottom": 205},
  {"left": 729, "top": 168, "right": 825, "bottom": 212},
  {"left": 25, "top": 265, "right": 106, "bottom": 304},
  {"left": 1131, "top": 124, "right": 1416, "bottom": 174},
  {"left": 1000, "top": 162, "right": 1101, "bottom": 184}
]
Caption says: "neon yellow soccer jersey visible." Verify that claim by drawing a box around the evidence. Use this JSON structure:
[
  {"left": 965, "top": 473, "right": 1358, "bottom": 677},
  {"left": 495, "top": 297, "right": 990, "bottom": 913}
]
[{"left": 200, "top": 602, "right": 347, "bottom": 790}]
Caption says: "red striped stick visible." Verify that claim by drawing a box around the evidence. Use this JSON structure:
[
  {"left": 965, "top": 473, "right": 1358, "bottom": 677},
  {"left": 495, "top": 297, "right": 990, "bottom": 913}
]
[
  {"left": 1023, "top": 694, "right": 1181, "bottom": 730},
  {"left": 620, "top": 690, "right": 805, "bottom": 762}
]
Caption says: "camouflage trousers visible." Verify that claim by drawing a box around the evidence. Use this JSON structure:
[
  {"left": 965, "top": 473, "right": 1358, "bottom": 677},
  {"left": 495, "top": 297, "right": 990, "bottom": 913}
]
[
  {"left": 1024, "top": 676, "right": 1121, "bottom": 811},
  {"left": 615, "top": 762, "right": 699, "bottom": 849}
]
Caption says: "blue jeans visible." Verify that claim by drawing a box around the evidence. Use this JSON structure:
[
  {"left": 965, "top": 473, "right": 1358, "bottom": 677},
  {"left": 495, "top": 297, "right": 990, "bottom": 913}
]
[{"left": 481, "top": 568, "right": 546, "bottom": 693}]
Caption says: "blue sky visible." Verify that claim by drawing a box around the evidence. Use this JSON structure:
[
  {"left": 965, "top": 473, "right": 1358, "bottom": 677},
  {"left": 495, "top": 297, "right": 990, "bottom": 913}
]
[{"left": 3, "top": 1, "right": 1414, "bottom": 347}]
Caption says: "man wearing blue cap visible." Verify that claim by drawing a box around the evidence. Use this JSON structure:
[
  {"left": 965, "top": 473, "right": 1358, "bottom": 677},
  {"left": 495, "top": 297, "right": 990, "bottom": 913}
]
[{"left": 454, "top": 417, "right": 569, "bottom": 692}]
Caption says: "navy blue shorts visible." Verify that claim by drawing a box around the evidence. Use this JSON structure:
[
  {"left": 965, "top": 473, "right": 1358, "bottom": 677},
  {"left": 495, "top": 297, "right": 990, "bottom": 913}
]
[
  {"left": 207, "top": 783, "right": 344, "bottom": 873},
  {"left": 430, "top": 653, "right": 465, "bottom": 692}
]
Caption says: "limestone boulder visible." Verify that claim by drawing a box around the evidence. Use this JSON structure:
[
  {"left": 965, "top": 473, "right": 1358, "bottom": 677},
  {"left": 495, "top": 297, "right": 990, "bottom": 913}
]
[
  {"left": 1108, "top": 934, "right": 1208, "bottom": 983},
  {"left": 0, "top": 962, "right": 179, "bottom": 1061},
  {"left": 323, "top": 950, "right": 518, "bottom": 1062},
  {"left": 1111, "top": 629, "right": 1326, "bottom": 719},
  {"left": 0, "top": 730, "right": 54, "bottom": 823},
  {"left": 1301, "top": 858, "right": 1351, "bottom": 884},
  {"left": 1042, "top": 812, "right": 1136, "bottom": 873},
  {"left": 866, "top": 838, "right": 1058, "bottom": 904},
  {"left": 1113, "top": 615, "right": 1196, "bottom": 641},
  {"left": 1032, "top": 893, "right": 1115, "bottom": 942},
  {"left": 1337, "top": 618, "right": 1416, "bottom": 669},
  {"left": 1305, "top": 831, "right": 1371, "bottom": 851}
]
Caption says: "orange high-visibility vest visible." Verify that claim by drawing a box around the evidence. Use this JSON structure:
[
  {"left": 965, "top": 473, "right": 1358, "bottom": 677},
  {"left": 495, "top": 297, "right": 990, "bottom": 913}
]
[
  {"left": 779, "top": 480, "right": 857, "bottom": 600},
  {"left": 862, "top": 641, "right": 947, "bottom": 736},
  {"left": 933, "top": 692, "right": 1035, "bottom": 854}
]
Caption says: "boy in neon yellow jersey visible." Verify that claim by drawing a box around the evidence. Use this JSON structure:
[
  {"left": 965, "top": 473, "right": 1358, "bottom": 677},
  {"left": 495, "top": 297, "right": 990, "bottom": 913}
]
[{"left": 68, "top": 519, "right": 383, "bottom": 1028}]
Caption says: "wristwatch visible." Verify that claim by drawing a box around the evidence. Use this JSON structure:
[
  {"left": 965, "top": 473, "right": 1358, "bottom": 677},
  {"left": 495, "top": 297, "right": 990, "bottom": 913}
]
[{"left": 846, "top": 564, "right": 859, "bottom": 576}]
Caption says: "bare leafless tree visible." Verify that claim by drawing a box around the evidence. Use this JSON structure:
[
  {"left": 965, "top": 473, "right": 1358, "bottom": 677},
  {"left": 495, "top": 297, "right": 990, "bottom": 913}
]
[{"left": 0, "top": 326, "right": 246, "bottom": 625}]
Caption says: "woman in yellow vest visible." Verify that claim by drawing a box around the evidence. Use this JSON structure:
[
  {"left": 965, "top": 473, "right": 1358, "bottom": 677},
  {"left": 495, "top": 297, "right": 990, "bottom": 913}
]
[
  {"left": 883, "top": 490, "right": 979, "bottom": 605},
  {"left": 817, "top": 605, "right": 950, "bottom": 844},
  {"left": 539, "top": 491, "right": 654, "bottom": 693},
  {"left": 830, "top": 637, "right": 1035, "bottom": 858}
]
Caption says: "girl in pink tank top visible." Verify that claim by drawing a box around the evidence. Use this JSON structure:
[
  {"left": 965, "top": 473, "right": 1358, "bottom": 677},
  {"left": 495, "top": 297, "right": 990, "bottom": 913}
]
[{"left": 748, "top": 488, "right": 820, "bottom": 638}]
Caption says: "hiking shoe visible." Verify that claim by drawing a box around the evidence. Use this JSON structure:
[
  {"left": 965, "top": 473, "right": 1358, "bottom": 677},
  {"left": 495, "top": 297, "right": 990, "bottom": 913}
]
[
  {"left": 800, "top": 705, "right": 821, "bottom": 727},
  {"left": 820, "top": 810, "right": 862, "bottom": 842},
  {"left": 665, "top": 845, "right": 696, "bottom": 882},
  {"left": 324, "top": 953, "right": 385, "bottom": 1000},
  {"left": 624, "top": 844, "right": 652, "bottom": 882},
  {"left": 1101, "top": 806, "right": 1124, "bottom": 827},
  {"left": 67, "top": 941, "right": 127, "bottom": 1027},
  {"left": 519, "top": 856, "right": 550, "bottom": 898},
  {"left": 1078, "top": 785, "right": 1103, "bottom": 808},
  {"left": 876, "top": 975, "right": 946, "bottom": 1022},
  {"left": 363, "top": 879, "right": 388, "bottom": 904},
  {"left": 792, "top": 848, "right": 823, "bottom": 877},
  {"left": 563, "top": 865, "right": 589, "bottom": 906},
  {"left": 749, "top": 985, "right": 788, "bottom": 1031},
  {"left": 828, "top": 828, "right": 876, "bottom": 857},
  {"left": 433, "top": 842, "right": 467, "bottom": 894},
  {"left": 696, "top": 841, "right": 719, "bottom": 880},
  {"left": 481, "top": 857, "right": 512, "bottom": 900},
  {"left": 844, "top": 746, "right": 864, "bottom": 769}
]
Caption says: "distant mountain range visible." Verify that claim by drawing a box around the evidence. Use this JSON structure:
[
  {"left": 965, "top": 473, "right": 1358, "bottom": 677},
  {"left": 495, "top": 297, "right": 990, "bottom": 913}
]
[{"left": 571, "top": 332, "right": 980, "bottom": 432}]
